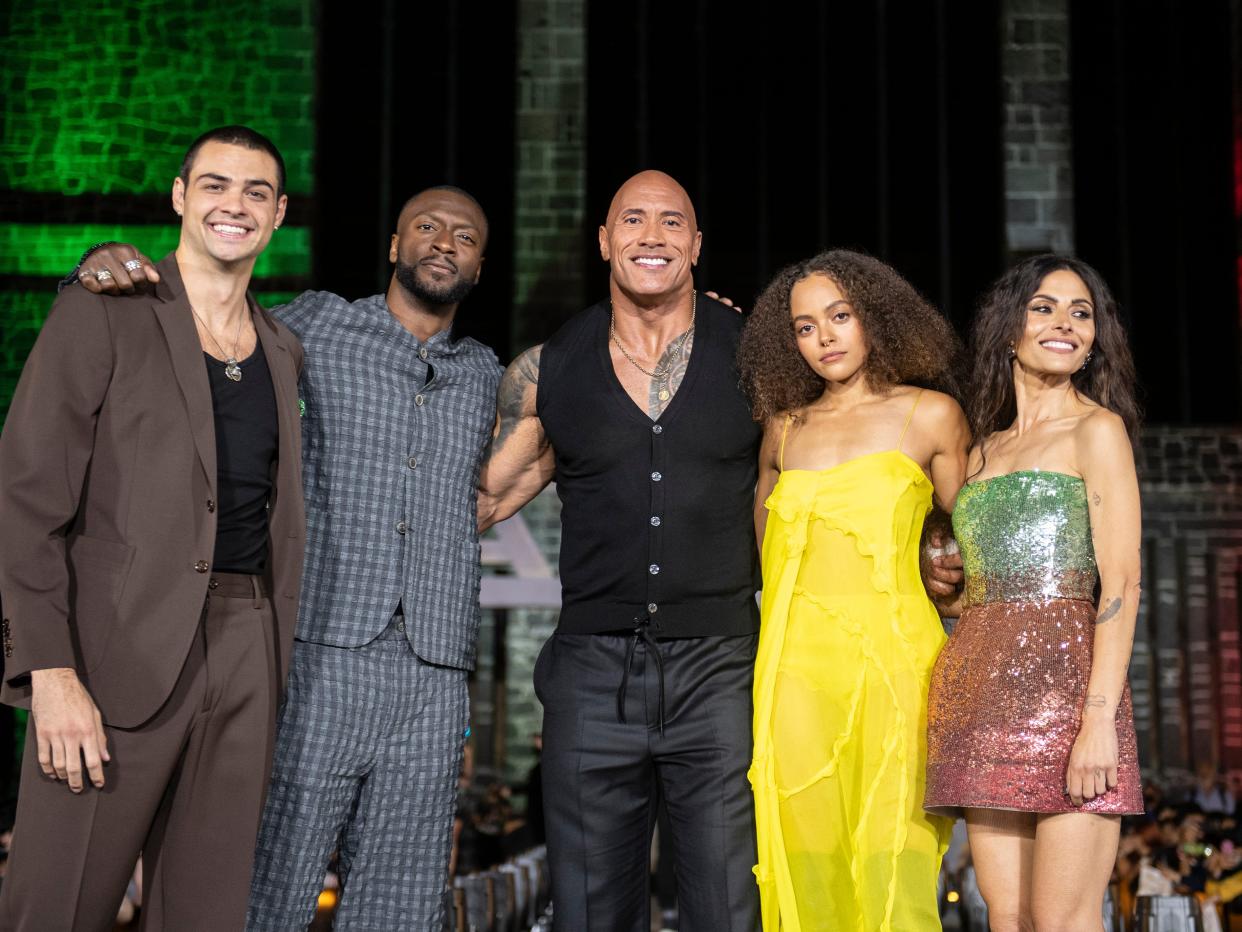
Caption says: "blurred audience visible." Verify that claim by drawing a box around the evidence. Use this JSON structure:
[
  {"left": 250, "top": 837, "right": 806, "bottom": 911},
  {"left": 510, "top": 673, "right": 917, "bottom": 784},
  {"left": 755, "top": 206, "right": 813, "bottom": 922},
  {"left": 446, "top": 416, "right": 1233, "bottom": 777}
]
[{"left": 941, "top": 768, "right": 1242, "bottom": 931}]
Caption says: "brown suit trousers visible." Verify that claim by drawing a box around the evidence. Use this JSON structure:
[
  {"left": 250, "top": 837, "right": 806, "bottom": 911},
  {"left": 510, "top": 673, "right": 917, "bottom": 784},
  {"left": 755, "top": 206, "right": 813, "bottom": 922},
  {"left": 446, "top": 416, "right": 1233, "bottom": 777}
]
[{"left": 0, "top": 256, "right": 305, "bottom": 930}]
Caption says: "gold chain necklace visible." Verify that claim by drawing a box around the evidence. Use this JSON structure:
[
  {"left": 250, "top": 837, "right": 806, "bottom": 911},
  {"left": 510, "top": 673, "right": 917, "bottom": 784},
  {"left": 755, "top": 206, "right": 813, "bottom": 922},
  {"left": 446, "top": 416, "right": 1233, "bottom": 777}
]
[
  {"left": 609, "top": 290, "right": 696, "bottom": 382},
  {"left": 190, "top": 305, "right": 247, "bottom": 382}
]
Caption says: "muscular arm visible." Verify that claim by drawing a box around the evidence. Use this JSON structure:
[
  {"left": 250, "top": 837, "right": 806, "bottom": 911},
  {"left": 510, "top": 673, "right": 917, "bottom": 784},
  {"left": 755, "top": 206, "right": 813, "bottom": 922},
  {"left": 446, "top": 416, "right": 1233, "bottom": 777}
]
[
  {"left": 477, "top": 346, "right": 555, "bottom": 532},
  {"left": 753, "top": 416, "right": 784, "bottom": 550},
  {"left": 1066, "top": 411, "right": 1142, "bottom": 805}
]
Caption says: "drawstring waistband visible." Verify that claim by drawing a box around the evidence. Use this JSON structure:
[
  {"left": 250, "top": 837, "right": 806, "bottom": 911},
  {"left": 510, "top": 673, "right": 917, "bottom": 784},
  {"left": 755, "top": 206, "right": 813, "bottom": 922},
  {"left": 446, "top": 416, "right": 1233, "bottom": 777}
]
[{"left": 615, "top": 619, "right": 666, "bottom": 736}]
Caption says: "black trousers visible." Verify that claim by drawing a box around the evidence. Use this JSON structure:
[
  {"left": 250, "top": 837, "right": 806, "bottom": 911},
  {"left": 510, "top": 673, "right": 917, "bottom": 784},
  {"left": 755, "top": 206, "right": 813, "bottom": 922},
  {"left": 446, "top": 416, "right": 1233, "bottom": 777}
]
[{"left": 535, "top": 632, "right": 760, "bottom": 932}]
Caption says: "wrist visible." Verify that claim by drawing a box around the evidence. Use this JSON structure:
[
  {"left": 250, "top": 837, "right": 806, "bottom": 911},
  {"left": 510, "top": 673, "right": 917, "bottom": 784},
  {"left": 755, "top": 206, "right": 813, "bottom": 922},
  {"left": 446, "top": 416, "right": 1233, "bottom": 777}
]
[
  {"left": 31, "top": 667, "right": 78, "bottom": 685},
  {"left": 1081, "top": 703, "right": 1118, "bottom": 721}
]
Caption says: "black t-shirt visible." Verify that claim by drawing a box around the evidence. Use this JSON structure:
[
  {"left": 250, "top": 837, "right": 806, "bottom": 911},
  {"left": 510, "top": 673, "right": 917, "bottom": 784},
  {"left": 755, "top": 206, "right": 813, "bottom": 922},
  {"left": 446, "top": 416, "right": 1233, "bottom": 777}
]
[{"left": 204, "top": 345, "right": 279, "bottom": 573}]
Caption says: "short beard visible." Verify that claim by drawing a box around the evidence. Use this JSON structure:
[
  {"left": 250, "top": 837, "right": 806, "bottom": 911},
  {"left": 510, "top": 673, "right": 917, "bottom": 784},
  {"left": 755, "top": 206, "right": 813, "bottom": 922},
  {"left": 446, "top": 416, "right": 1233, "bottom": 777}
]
[{"left": 395, "top": 260, "right": 476, "bottom": 309}]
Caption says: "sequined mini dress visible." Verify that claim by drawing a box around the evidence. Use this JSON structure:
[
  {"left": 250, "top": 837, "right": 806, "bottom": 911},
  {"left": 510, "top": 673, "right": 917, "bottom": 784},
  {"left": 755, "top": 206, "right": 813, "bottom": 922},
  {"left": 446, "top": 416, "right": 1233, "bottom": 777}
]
[
  {"left": 924, "top": 471, "right": 1143, "bottom": 816},
  {"left": 750, "top": 405, "right": 952, "bottom": 932}
]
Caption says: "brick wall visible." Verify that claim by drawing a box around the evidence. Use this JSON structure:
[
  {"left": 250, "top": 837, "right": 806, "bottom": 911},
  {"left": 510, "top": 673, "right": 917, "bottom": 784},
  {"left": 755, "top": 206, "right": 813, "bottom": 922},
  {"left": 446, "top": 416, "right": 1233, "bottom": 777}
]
[
  {"left": 1134, "top": 427, "right": 1242, "bottom": 782},
  {"left": 490, "top": 0, "right": 588, "bottom": 782},
  {"left": 511, "top": 0, "right": 588, "bottom": 350},
  {"left": 1001, "top": 0, "right": 1075, "bottom": 255}
]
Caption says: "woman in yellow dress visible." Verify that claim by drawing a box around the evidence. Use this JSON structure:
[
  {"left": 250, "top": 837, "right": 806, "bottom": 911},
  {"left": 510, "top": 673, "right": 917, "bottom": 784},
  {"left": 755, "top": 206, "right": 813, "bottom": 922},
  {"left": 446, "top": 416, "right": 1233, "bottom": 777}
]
[{"left": 738, "top": 250, "right": 969, "bottom": 931}]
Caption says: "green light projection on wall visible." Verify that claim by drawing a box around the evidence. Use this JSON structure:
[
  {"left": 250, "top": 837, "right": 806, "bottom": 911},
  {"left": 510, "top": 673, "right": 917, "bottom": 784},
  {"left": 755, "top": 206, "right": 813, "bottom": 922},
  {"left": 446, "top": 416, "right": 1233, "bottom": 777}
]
[
  {"left": 0, "top": 225, "right": 312, "bottom": 279},
  {"left": 0, "top": 1, "right": 315, "bottom": 196}
]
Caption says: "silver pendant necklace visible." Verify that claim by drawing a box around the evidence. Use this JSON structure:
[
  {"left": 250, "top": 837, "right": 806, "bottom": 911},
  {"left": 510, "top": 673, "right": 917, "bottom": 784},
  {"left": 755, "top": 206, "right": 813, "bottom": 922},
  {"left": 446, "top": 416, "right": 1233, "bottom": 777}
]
[
  {"left": 610, "top": 290, "right": 696, "bottom": 402},
  {"left": 191, "top": 305, "right": 246, "bottom": 382}
]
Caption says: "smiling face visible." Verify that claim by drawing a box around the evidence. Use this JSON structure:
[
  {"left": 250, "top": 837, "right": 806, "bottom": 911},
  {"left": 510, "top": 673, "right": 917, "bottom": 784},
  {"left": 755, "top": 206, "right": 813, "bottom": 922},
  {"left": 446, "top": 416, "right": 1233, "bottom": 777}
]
[
  {"left": 1014, "top": 269, "right": 1096, "bottom": 376},
  {"left": 599, "top": 171, "right": 702, "bottom": 303},
  {"left": 172, "top": 140, "right": 287, "bottom": 268},
  {"left": 390, "top": 188, "right": 487, "bottom": 308},
  {"left": 790, "top": 273, "right": 869, "bottom": 385}
]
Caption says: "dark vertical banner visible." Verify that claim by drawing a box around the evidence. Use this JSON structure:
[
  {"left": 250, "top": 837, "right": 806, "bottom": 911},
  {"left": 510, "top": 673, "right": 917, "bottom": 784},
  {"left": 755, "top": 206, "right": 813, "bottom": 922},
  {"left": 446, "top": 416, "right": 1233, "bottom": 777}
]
[
  {"left": 313, "top": 0, "right": 518, "bottom": 360},
  {"left": 1185, "top": 540, "right": 1216, "bottom": 769},
  {"left": 1070, "top": 0, "right": 1241, "bottom": 424},
  {"left": 1152, "top": 537, "right": 1190, "bottom": 775},
  {"left": 584, "top": 1, "right": 1006, "bottom": 325},
  {"left": 0, "top": 0, "right": 319, "bottom": 426},
  {"left": 1211, "top": 547, "right": 1242, "bottom": 772}
]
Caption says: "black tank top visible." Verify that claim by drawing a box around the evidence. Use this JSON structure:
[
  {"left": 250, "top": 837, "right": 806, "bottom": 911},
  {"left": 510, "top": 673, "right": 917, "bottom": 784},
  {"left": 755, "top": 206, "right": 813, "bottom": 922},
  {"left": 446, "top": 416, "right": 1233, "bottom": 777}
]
[
  {"left": 537, "top": 296, "right": 761, "bottom": 638},
  {"left": 204, "top": 345, "right": 278, "bottom": 573}
]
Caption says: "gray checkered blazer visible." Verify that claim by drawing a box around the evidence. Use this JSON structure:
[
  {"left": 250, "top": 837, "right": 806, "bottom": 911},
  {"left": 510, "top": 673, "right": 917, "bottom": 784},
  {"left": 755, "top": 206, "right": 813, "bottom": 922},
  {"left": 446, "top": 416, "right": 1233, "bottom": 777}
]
[{"left": 276, "top": 292, "right": 501, "bottom": 670}]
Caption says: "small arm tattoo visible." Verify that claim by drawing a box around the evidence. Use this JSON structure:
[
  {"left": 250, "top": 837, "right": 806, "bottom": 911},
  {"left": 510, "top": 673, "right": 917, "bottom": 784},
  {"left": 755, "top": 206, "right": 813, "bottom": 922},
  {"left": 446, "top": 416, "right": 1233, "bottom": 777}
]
[
  {"left": 1092, "top": 492, "right": 1101, "bottom": 506},
  {"left": 1095, "top": 597, "right": 1122, "bottom": 625},
  {"left": 489, "top": 346, "right": 541, "bottom": 457},
  {"left": 1083, "top": 694, "right": 1108, "bottom": 709}
]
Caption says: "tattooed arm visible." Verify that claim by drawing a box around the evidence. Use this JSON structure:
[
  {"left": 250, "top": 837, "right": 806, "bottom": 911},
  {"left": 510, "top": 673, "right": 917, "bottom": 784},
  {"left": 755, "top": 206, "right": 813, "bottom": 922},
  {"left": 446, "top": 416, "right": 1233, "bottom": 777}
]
[
  {"left": 477, "top": 346, "right": 556, "bottom": 532},
  {"left": 1064, "top": 409, "right": 1142, "bottom": 806}
]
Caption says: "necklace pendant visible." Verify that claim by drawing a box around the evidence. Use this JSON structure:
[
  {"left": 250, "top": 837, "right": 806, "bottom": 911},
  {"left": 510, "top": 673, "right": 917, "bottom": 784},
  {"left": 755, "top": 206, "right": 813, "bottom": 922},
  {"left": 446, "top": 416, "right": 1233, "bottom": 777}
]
[
  {"left": 658, "top": 388, "right": 670, "bottom": 402},
  {"left": 224, "top": 358, "right": 242, "bottom": 382}
]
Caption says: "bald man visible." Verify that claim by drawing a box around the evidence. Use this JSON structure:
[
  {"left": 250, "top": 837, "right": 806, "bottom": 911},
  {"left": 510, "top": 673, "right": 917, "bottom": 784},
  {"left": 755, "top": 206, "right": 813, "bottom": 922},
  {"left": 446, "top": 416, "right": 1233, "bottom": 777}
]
[
  {"left": 76, "top": 186, "right": 501, "bottom": 929},
  {"left": 479, "top": 171, "right": 762, "bottom": 930}
]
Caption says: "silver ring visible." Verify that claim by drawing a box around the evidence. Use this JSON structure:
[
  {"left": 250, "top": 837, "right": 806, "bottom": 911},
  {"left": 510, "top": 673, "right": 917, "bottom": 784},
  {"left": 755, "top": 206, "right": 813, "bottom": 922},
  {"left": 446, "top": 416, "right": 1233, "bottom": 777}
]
[
  {"left": 123, "top": 259, "right": 143, "bottom": 272},
  {"left": 95, "top": 268, "right": 114, "bottom": 281}
]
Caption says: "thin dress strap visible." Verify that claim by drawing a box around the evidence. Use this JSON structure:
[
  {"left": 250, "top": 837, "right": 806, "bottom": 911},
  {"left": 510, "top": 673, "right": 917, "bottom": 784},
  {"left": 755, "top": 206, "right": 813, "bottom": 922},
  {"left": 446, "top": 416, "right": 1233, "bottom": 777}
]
[
  {"left": 779, "top": 414, "right": 794, "bottom": 472},
  {"left": 896, "top": 390, "right": 925, "bottom": 453}
]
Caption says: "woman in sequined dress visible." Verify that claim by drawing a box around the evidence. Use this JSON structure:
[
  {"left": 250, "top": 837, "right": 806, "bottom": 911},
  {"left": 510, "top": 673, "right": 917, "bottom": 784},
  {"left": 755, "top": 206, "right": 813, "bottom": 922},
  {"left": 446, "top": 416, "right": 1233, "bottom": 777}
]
[
  {"left": 924, "top": 255, "right": 1144, "bottom": 931},
  {"left": 739, "top": 250, "right": 970, "bottom": 931}
]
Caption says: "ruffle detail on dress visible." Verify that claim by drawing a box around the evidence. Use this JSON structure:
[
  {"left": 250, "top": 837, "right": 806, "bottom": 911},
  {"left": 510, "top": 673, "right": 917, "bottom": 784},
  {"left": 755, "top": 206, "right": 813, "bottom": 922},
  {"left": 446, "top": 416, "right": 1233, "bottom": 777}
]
[{"left": 752, "top": 452, "right": 950, "bottom": 932}]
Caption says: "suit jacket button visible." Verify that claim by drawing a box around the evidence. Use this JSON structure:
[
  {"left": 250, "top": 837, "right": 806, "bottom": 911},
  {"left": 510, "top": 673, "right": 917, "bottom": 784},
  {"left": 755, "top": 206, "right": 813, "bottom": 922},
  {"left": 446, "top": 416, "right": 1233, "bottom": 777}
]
[
  {"left": 207, "top": 499, "right": 216, "bottom": 513},
  {"left": 194, "top": 560, "right": 210, "bottom": 573}
]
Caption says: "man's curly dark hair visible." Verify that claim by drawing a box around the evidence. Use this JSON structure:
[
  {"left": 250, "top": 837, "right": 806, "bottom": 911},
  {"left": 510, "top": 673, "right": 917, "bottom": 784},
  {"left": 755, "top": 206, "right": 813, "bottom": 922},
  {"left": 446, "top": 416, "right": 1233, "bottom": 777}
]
[{"left": 738, "top": 249, "right": 962, "bottom": 422}]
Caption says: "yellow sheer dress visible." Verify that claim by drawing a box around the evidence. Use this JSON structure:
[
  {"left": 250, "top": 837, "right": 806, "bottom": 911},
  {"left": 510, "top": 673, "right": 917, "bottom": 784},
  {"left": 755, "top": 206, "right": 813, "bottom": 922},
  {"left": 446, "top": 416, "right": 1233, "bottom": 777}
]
[{"left": 749, "top": 405, "right": 952, "bottom": 931}]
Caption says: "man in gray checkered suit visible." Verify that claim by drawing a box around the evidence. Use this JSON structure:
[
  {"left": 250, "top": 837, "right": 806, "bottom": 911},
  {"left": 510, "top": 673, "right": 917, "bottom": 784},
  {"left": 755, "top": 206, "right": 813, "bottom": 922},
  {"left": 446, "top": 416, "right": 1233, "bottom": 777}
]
[{"left": 79, "top": 185, "right": 502, "bottom": 929}]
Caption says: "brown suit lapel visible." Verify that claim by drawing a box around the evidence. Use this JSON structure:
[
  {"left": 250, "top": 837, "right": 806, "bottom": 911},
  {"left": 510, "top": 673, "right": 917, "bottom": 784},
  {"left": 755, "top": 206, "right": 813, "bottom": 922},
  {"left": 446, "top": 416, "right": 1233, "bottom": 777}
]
[{"left": 151, "top": 256, "right": 217, "bottom": 496}]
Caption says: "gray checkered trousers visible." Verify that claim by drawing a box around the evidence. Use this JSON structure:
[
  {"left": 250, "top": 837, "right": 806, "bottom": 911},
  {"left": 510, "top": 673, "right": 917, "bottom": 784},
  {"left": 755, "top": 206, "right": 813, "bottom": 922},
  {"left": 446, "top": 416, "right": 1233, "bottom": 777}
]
[{"left": 245, "top": 291, "right": 501, "bottom": 930}]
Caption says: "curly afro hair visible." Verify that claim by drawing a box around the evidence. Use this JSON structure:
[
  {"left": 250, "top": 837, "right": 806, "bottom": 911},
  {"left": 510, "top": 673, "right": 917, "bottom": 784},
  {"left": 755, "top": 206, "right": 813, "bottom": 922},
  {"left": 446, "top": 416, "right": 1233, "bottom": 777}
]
[{"left": 738, "top": 249, "right": 962, "bottom": 421}]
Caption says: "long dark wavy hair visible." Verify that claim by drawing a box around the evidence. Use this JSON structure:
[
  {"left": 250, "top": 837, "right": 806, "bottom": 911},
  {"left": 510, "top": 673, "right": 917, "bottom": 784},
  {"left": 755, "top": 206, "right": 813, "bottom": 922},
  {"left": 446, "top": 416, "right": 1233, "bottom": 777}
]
[
  {"left": 738, "top": 249, "right": 961, "bottom": 422},
  {"left": 966, "top": 254, "right": 1141, "bottom": 468}
]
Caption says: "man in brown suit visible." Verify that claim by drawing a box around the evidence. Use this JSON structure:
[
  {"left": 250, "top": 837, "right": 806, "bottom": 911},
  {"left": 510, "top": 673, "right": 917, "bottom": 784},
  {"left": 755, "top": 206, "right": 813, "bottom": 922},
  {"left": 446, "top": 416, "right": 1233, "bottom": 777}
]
[{"left": 0, "top": 125, "right": 305, "bottom": 931}]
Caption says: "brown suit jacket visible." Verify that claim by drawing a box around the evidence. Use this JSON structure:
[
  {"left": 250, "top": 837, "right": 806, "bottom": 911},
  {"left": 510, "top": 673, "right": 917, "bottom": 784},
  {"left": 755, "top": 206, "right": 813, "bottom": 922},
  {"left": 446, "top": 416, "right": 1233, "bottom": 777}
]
[{"left": 0, "top": 255, "right": 305, "bottom": 728}]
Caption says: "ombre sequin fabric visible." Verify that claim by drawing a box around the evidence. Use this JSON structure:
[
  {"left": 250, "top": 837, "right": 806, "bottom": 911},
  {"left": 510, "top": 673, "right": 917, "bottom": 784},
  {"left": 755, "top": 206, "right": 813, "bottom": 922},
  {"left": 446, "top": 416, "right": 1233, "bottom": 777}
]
[{"left": 924, "top": 471, "right": 1143, "bottom": 816}]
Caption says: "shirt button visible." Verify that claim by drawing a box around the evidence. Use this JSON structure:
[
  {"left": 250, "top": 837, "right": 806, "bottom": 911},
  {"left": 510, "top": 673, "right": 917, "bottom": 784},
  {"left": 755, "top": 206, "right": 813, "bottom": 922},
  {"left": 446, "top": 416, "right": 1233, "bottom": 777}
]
[
  {"left": 650, "top": 516, "right": 661, "bottom": 527},
  {"left": 206, "top": 499, "right": 216, "bottom": 513},
  {"left": 649, "top": 564, "right": 660, "bottom": 575},
  {"left": 397, "top": 619, "right": 406, "bottom": 632},
  {"left": 407, "top": 456, "right": 418, "bottom": 469},
  {"left": 651, "top": 471, "right": 662, "bottom": 482},
  {"left": 652, "top": 424, "right": 663, "bottom": 434},
  {"left": 419, "top": 347, "right": 428, "bottom": 360},
  {"left": 396, "top": 520, "right": 408, "bottom": 535},
  {"left": 647, "top": 602, "right": 659, "bottom": 613},
  {"left": 194, "top": 560, "right": 209, "bottom": 573},
  {"left": 414, "top": 394, "right": 426, "bottom": 407}
]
